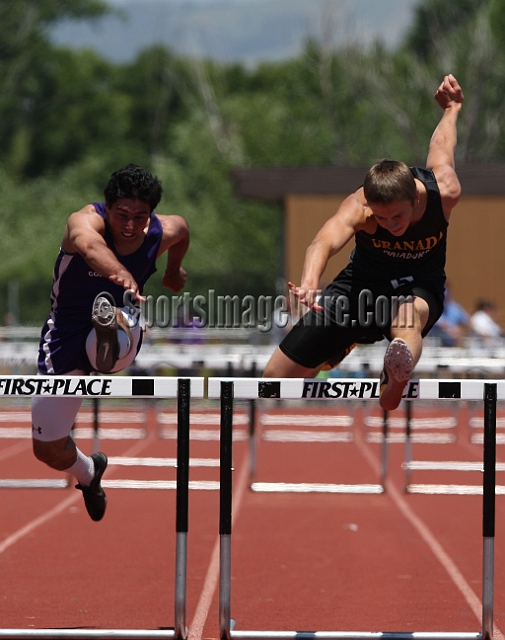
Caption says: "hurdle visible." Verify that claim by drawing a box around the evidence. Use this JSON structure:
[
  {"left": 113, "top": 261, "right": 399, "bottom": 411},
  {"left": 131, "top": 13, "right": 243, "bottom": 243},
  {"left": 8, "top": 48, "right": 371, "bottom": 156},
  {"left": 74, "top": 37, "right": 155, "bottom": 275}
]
[
  {"left": 0, "top": 374, "right": 204, "bottom": 639},
  {"left": 209, "top": 377, "right": 500, "bottom": 640},
  {"left": 235, "top": 377, "right": 418, "bottom": 494},
  {"left": 402, "top": 395, "right": 504, "bottom": 496},
  {"left": 0, "top": 376, "right": 207, "bottom": 491}
]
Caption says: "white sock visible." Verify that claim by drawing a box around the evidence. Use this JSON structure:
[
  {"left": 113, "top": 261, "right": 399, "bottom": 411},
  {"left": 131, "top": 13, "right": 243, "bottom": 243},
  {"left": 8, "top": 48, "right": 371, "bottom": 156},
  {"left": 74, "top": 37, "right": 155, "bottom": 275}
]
[{"left": 67, "top": 449, "right": 95, "bottom": 486}]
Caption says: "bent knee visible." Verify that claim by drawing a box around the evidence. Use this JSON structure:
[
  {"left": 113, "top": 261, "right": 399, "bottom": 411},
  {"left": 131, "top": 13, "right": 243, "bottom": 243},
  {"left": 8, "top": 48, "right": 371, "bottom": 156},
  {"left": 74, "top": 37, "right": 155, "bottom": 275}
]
[{"left": 32, "top": 437, "right": 75, "bottom": 470}]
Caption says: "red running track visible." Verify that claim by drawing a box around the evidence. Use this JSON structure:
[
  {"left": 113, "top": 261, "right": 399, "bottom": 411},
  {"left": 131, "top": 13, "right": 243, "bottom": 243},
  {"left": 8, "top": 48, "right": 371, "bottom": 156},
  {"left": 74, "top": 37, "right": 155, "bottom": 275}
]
[{"left": 0, "top": 399, "right": 504, "bottom": 638}]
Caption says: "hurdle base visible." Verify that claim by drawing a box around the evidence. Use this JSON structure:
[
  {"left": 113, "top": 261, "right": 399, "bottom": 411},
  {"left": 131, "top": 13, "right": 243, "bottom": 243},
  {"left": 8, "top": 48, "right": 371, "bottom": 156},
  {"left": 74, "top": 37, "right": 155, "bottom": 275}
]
[
  {"left": 0, "top": 479, "right": 220, "bottom": 491},
  {"left": 228, "top": 631, "right": 481, "bottom": 639},
  {"left": 250, "top": 482, "right": 384, "bottom": 494},
  {"left": 0, "top": 479, "right": 69, "bottom": 489},
  {"left": 406, "top": 484, "right": 505, "bottom": 496},
  {"left": 0, "top": 629, "right": 175, "bottom": 639}
]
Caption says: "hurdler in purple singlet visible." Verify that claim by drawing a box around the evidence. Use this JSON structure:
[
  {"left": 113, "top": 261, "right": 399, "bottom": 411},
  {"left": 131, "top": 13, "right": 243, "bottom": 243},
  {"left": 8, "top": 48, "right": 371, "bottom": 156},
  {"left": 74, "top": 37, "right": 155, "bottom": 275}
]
[{"left": 38, "top": 202, "right": 162, "bottom": 374}]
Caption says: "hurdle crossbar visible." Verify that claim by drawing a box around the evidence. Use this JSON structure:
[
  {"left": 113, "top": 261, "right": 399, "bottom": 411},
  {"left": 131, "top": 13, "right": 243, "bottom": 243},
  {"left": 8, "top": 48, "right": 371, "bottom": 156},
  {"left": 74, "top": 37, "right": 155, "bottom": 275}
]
[
  {"left": 0, "top": 376, "right": 204, "bottom": 490},
  {"left": 0, "top": 376, "right": 204, "bottom": 639},
  {"left": 215, "top": 378, "right": 407, "bottom": 495},
  {"left": 0, "top": 375, "right": 205, "bottom": 399},
  {"left": 211, "top": 378, "right": 497, "bottom": 640}
]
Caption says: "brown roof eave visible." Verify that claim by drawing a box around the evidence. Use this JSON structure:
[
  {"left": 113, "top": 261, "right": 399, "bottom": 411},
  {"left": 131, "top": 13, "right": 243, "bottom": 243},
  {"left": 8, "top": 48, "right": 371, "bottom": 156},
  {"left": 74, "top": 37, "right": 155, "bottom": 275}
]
[{"left": 230, "top": 163, "right": 505, "bottom": 201}]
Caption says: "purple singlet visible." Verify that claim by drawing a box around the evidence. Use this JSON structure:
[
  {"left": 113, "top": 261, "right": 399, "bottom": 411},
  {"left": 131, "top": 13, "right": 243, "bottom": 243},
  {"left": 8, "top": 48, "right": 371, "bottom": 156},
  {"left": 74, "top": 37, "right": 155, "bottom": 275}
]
[{"left": 37, "top": 203, "right": 162, "bottom": 374}]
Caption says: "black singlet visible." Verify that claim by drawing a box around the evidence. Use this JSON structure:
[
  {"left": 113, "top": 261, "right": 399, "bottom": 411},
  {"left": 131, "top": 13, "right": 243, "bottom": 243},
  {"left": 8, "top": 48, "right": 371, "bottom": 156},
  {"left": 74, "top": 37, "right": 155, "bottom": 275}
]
[{"left": 351, "top": 166, "right": 447, "bottom": 284}]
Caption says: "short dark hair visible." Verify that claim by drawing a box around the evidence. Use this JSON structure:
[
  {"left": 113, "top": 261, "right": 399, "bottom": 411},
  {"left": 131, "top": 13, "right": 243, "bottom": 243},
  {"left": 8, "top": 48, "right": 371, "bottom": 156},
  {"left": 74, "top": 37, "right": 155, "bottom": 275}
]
[
  {"left": 104, "top": 164, "right": 163, "bottom": 211},
  {"left": 363, "top": 159, "right": 416, "bottom": 206}
]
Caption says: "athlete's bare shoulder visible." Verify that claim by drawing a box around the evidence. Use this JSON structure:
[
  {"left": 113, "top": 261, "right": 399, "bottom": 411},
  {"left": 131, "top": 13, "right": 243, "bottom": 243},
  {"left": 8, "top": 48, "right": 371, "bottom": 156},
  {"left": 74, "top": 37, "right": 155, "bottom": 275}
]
[
  {"left": 156, "top": 214, "right": 189, "bottom": 255},
  {"left": 353, "top": 188, "right": 378, "bottom": 233},
  {"left": 63, "top": 204, "right": 106, "bottom": 253}
]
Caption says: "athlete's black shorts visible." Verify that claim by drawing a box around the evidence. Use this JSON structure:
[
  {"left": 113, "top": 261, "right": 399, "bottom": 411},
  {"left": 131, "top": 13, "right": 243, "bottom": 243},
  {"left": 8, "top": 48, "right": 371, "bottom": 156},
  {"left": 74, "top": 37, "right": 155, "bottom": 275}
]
[{"left": 279, "top": 264, "right": 445, "bottom": 369}]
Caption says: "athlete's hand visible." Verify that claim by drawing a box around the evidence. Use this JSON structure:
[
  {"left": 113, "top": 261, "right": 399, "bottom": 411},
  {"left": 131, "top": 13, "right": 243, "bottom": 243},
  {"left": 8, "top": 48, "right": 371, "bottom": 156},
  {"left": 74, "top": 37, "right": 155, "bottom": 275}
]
[
  {"left": 163, "top": 267, "right": 187, "bottom": 292},
  {"left": 434, "top": 74, "right": 464, "bottom": 110},
  {"left": 288, "top": 282, "right": 324, "bottom": 312},
  {"left": 109, "top": 273, "right": 146, "bottom": 303}
]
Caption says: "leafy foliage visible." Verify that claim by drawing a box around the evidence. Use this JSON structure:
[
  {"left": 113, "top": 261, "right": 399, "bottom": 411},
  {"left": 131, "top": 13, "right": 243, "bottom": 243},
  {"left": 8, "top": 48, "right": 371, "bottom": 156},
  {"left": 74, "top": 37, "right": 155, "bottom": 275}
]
[{"left": 2, "top": 0, "right": 505, "bottom": 324}]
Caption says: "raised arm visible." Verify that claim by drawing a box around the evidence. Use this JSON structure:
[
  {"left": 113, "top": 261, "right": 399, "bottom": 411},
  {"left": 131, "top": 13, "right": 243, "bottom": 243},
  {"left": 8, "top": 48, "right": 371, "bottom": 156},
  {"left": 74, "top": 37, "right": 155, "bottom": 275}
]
[
  {"left": 63, "top": 205, "right": 143, "bottom": 298},
  {"left": 427, "top": 74, "right": 464, "bottom": 217},
  {"left": 291, "top": 190, "right": 367, "bottom": 311},
  {"left": 157, "top": 215, "right": 190, "bottom": 292}
]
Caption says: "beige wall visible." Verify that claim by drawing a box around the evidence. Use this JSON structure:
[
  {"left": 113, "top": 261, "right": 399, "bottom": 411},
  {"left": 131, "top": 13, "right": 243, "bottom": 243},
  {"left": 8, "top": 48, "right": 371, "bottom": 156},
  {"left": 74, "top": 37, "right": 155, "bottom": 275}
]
[
  {"left": 285, "top": 194, "right": 350, "bottom": 290},
  {"left": 284, "top": 193, "right": 505, "bottom": 327}
]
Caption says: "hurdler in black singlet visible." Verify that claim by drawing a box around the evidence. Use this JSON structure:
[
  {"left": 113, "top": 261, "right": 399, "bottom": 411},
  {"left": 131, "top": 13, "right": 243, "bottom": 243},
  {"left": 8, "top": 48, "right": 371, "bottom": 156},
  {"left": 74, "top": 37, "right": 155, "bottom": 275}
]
[
  {"left": 277, "top": 167, "right": 448, "bottom": 369},
  {"left": 351, "top": 166, "right": 447, "bottom": 293},
  {"left": 350, "top": 167, "right": 448, "bottom": 294}
]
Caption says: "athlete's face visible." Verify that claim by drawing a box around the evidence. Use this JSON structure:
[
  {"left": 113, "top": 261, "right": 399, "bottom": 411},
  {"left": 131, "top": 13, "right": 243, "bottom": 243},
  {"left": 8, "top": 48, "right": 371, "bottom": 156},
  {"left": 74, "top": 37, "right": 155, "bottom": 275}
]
[
  {"left": 369, "top": 200, "right": 415, "bottom": 236},
  {"left": 105, "top": 199, "right": 151, "bottom": 245}
]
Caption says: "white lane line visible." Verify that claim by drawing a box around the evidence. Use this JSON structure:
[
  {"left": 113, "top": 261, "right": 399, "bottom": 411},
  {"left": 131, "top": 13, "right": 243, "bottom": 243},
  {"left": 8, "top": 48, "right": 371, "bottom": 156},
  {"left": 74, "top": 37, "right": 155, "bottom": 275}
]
[
  {"left": 261, "top": 415, "right": 353, "bottom": 427},
  {"left": 367, "top": 433, "right": 455, "bottom": 444},
  {"left": 407, "top": 484, "right": 505, "bottom": 495},
  {"left": 472, "top": 434, "right": 505, "bottom": 444},
  {"left": 403, "top": 461, "right": 489, "bottom": 471},
  {"left": 250, "top": 482, "right": 383, "bottom": 494},
  {"left": 102, "top": 480, "right": 220, "bottom": 490},
  {"left": 0, "top": 492, "right": 81, "bottom": 555},
  {"left": 354, "top": 430, "right": 504, "bottom": 639},
  {"left": 158, "top": 413, "right": 249, "bottom": 425},
  {"left": 160, "top": 428, "right": 248, "bottom": 441},
  {"left": 0, "top": 427, "right": 148, "bottom": 440},
  {"left": 0, "top": 434, "right": 157, "bottom": 556},
  {"left": 0, "top": 411, "right": 146, "bottom": 423},
  {"left": 365, "top": 417, "right": 456, "bottom": 430},
  {"left": 107, "top": 456, "right": 220, "bottom": 467},
  {"left": 263, "top": 430, "right": 352, "bottom": 443},
  {"left": 188, "top": 447, "right": 250, "bottom": 640}
]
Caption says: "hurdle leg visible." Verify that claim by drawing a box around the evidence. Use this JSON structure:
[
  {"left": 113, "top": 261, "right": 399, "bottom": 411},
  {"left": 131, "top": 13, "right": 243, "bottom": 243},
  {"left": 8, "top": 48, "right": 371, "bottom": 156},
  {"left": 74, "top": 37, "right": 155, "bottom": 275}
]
[
  {"left": 220, "top": 381, "right": 234, "bottom": 640},
  {"left": 93, "top": 396, "right": 100, "bottom": 454},
  {"left": 247, "top": 363, "right": 258, "bottom": 486},
  {"left": 482, "top": 383, "right": 496, "bottom": 640},
  {"left": 175, "top": 379, "right": 191, "bottom": 640},
  {"left": 381, "top": 409, "right": 388, "bottom": 490},
  {"left": 248, "top": 399, "right": 256, "bottom": 487},
  {"left": 404, "top": 402, "right": 412, "bottom": 492},
  {"left": 66, "top": 422, "right": 77, "bottom": 488}
]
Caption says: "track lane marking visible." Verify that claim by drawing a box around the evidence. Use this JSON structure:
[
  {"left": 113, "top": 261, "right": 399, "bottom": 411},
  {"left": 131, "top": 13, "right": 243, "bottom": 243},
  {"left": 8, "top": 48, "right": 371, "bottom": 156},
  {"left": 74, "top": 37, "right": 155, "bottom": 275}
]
[
  {"left": 354, "top": 429, "right": 504, "bottom": 639},
  {"left": 188, "top": 446, "right": 250, "bottom": 640},
  {"left": 0, "top": 440, "right": 30, "bottom": 461},
  {"left": 0, "top": 433, "right": 158, "bottom": 556}
]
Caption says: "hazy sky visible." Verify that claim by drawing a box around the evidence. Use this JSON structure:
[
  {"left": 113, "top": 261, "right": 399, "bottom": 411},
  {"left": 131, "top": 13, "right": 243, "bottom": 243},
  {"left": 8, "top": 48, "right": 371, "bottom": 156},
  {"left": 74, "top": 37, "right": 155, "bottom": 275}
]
[{"left": 51, "top": 0, "right": 421, "bottom": 64}]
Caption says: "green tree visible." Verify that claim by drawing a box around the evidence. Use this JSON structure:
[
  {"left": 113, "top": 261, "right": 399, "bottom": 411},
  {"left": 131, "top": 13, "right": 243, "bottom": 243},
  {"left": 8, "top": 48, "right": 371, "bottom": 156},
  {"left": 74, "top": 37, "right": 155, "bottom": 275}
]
[
  {"left": 0, "top": 0, "right": 110, "bottom": 177},
  {"left": 404, "top": 0, "right": 488, "bottom": 61},
  {"left": 401, "top": 0, "right": 505, "bottom": 161},
  {"left": 116, "top": 46, "right": 194, "bottom": 158}
]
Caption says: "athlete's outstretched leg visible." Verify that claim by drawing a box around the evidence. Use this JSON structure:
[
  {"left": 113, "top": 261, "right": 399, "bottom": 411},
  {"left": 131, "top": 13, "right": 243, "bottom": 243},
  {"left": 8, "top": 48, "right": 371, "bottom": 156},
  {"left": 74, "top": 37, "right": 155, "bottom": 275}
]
[
  {"left": 379, "top": 296, "right": 429, "bottom": 411},
  {"left": 263, "top": 347, "right": 321, "bottom": 378},
  {"left": 32, "top": 394, "right": 108, "bottom": 521}
]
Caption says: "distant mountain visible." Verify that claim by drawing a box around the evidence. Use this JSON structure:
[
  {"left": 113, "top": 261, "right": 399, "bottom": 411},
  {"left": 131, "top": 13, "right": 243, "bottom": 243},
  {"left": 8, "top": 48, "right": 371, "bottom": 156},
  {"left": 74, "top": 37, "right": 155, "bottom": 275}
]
[{"left": 50, "top": 0, "right": 419, "bottom": 65}]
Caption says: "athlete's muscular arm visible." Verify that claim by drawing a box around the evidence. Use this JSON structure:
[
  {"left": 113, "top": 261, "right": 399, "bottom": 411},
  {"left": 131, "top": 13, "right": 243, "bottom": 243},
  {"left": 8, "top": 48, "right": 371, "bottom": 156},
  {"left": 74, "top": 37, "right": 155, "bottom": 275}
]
[
  {"left": 427, "top": 74, "right": 464, "bottom": 218},
  {"left": 63, "top": 205, "right": 142, "bottom": 299},
  {"left": 157, "top": 215, "right": 190, "bottom": 292},
  {"left": 291, "top": 190, "right": 368, "bottom": 311}
]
